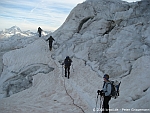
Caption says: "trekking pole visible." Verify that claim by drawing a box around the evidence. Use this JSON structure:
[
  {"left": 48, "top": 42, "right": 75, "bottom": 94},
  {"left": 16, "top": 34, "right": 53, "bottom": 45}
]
[
  {"left": 99, "top": 96, "right": 102, "bottom": 112},
  {"left": 95, "top": 93, "right": 99, "bottom": 112},
  {"left": 100, "top": 96, "right": 104, "bottom": 113},
  {"left": 72, "top": 64, "right": 74, "bottom": 72},
  {"left": 62, "top": 64, "right": 63, "bottom": 77}
]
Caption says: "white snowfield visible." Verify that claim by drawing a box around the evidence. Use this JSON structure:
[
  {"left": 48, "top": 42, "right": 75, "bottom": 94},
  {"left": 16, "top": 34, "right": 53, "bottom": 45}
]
[
  {"left": 0, "top": 0, "right": 150, "bottom": 113},
  {"left": 0, "top": 39, "right": 101, "bottom": 113}
]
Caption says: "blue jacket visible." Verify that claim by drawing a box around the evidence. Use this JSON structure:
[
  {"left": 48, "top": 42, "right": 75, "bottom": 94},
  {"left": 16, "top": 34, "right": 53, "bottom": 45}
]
[{"left": 102, "top": 81, "right": 111, "bottom": 96}]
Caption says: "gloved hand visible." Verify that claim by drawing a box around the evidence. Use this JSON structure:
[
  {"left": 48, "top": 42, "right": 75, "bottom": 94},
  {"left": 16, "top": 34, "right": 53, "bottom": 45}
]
[
  {"left": 97, "top": 90, "right": 105, "bottom": 96},
  {"left": 97, "top": 90, "right": 101, "bottom": 94},
  {"left": 100, "top": 90, "right": 105, "bottom": 96}
]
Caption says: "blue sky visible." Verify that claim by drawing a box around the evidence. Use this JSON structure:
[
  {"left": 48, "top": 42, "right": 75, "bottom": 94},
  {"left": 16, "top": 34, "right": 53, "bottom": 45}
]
[{"left": 0, "top": 0, "right": 141, "bottom": 32}]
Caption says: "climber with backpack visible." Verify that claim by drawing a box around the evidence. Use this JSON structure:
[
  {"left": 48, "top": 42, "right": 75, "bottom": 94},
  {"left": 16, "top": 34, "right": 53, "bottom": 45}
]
[
  {"left": 38, "top": 27, "right": 42, "bottom": 37},
  {"left": 62, "top": 56, "right": 72, "bottom": 79},
  {"left": 97, "top": 74, "right": 121, "bottom": 113},
  {"left": 97, "top": 74, "right": 111, "bottom": 113},
  {"left": 46, "top": 36, "right": 55, "bottom": 51}
]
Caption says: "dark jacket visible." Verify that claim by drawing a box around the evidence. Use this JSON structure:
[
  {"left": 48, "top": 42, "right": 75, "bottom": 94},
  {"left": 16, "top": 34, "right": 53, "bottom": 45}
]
[
  {"left": 64, "top": 57, "right": 72, "bottom": 67},
  {"left": 38, "top": 27, "right": 42, "bottom": 32},
  {"left": 46, "top": 36, "right": 55, "bottom": 42}
]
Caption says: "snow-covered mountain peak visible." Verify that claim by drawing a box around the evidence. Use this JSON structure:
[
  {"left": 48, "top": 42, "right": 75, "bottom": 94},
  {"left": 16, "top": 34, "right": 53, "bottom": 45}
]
[
  {"left": 0, "top": 26, "right": 52, "bottom": 42},
  {"left": 4, "top": 26, "right": 22, "bottom": 34},
  {"left": 0, "top": 26, "right": 32, "bottom": 39}
]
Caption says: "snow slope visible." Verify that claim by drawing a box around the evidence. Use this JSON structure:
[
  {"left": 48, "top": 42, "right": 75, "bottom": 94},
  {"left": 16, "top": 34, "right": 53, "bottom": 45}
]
[
  {"left": 0, "top": 0, "right": 150, "bottom": 113},
  {"left": 0, "top": 38, "right": 101, "bottom": 113}
]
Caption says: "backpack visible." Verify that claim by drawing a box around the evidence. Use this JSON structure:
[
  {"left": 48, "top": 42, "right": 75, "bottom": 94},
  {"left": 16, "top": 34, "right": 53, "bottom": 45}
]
[
  {"left": 107, "top": 80, "right": 121, "bottom": 99},
  {"left": 64, "top": 58, "right": 72, "bottom": 67}
]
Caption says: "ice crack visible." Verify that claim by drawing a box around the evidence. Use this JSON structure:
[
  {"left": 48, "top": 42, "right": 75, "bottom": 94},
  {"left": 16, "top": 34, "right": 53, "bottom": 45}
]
[
  {"left": 3, "top": 63, "right": 54, "bottom": 97},
  {"left": 62, "top": 77, "right": 85, "bottom": 113}
]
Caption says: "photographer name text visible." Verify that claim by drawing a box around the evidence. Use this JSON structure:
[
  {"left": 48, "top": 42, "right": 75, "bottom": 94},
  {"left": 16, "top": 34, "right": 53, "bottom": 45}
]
[{"left": 93, "top": 108, "right": 150, "bottom": 112}]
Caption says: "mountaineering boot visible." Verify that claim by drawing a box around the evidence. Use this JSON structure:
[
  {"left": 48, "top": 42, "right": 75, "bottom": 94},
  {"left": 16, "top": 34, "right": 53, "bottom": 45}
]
[{"left": 65, "top": 74, "right": 67, "bottom": 77}]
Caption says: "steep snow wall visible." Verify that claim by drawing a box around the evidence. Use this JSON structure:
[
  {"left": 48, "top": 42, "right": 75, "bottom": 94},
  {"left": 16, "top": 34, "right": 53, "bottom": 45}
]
[{"left": 53, "top": 0, "right": 150, "bottom": 77}]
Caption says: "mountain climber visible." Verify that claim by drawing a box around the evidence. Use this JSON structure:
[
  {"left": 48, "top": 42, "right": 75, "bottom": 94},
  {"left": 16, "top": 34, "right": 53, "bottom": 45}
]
[
  {"left": 38, "top": 27, "right": 42, "bottom": 37},
  {"left": 97, "top": 74, "right": 111, "bottom": 113},
  {"left": 46, "top": 36, "right": 55, "bottom": 51},
  {"left": 62, "top": 56, "right": 72, "bottom": 79}
]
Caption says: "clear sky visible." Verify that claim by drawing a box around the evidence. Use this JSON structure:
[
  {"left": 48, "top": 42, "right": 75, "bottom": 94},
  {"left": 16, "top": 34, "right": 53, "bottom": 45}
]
[{"left": 0, "top": 0, "right": 141, "bottom": 32}]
